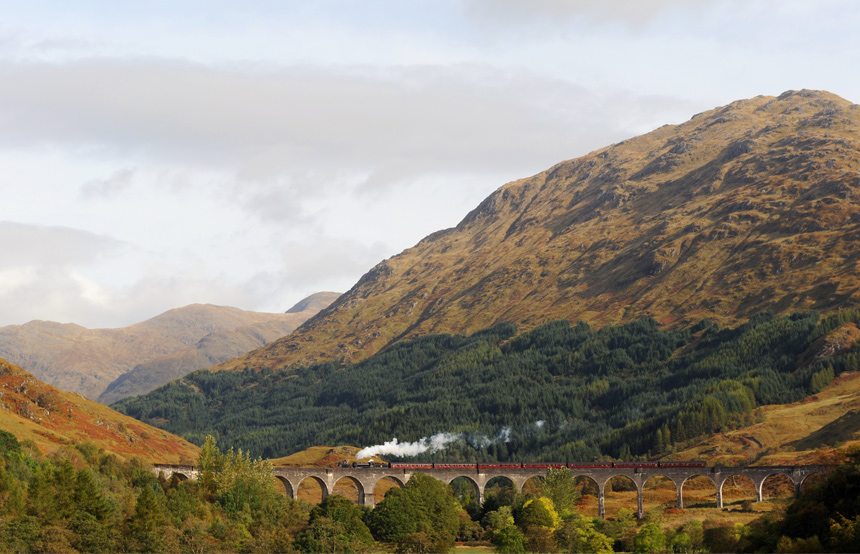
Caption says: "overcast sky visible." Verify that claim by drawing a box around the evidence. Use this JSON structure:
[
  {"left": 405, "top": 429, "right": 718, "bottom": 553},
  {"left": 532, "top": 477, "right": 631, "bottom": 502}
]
[{"left": 1, "top": 0, "right": 858, "bottom": 328}]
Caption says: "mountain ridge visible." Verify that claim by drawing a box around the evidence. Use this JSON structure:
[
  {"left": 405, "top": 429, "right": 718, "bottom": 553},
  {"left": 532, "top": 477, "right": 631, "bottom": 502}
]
[
  {"left": 215, "top": 89, "right": 860, "bottom": 374},
  {"left": 0, "top": 292, "right": 339, "bottom": 400}
]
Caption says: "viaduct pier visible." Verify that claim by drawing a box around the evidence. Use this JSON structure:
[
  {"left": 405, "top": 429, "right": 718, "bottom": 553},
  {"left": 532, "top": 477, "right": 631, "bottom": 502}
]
[{"left": 153, "top": 464, "right": 829, "bottom": 519}]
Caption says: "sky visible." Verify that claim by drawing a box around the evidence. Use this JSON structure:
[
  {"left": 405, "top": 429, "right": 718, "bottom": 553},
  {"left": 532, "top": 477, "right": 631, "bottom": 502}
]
[{"left": 1, "top": 0, "right": 858, "bottom": 328}]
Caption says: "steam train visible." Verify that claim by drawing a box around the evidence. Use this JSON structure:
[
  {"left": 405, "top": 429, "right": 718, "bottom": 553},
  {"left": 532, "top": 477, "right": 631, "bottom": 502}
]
[{"left": 343, "top": 461, "right": 706, "bottom": 469}]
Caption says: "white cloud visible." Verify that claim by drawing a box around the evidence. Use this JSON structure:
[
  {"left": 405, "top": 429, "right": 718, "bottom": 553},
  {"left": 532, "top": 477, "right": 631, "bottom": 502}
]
[
  {"left": 0, "top": 1, "right": 857, "bottom": 330},
  {"left": 79, "top": 167, "right": 138, "bottom": 200},
  {"left": 464, "top": 0, "right": 717, "bottom": 25},
  {"left": 0, "top": 221, "right": 124, "bottom": 269},
  {"left": 0, "top": 60, "right": 638, "bottom": 178}
]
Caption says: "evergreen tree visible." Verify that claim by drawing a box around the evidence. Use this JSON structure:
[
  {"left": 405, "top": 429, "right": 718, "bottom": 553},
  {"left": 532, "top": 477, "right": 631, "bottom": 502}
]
[
  {"left": 128, "top": 485, "right": 165, "bottom": 553},
  {"left": 74, "top": 468, "right": 112, "bottom": 522}
]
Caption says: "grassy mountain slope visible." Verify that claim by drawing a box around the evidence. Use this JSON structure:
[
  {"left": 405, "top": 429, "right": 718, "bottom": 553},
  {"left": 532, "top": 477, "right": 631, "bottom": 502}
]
[
  {"left": 0, "top": 357, "right": 198, "bottom": 463},
  {"left": 0, "top": 293, "right": 338, "bottom": 400},
  {"left": 673, "top": 371, "right": 860, "bottom": 467},
  {"left": 216, "top": 90, "right": 860, "bottom": 375}
]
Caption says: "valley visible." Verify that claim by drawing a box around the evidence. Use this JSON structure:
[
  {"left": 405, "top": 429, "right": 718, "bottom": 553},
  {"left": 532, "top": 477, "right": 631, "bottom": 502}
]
[
  {"left": 5, "top": 90, "right": 860, "bottom": 553},
  {"left": 114, "top": 309, "right": 860, "bottom": 464}
]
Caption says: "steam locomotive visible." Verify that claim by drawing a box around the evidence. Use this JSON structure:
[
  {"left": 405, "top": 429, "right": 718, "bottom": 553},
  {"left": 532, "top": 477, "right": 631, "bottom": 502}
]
[{"left": 343, "top": 461, "right": 706, "bottom": 469}]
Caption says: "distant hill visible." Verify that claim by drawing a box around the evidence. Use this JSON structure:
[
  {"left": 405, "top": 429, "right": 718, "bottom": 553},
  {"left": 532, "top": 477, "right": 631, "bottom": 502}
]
[
  {"left": 0, "top": 357, "right": 198, "bottom": 463},
  {"left": 286, "top": 291, "right": 341, "bottom": 313},
  {"left": 214, "top": 90, "right": 860, "bottom": 374},
  {"left": 0, "top": 292, "right": 338, "bottom": 401}
]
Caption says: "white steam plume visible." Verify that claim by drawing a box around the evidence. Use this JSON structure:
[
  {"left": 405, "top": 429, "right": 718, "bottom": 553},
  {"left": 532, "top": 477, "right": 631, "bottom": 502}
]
[
  {"left": 356, "top": 427, "right": 517, "bottom": 459},
  {"left": 356, "top": 432, "right": 460, "bottom": 459}
]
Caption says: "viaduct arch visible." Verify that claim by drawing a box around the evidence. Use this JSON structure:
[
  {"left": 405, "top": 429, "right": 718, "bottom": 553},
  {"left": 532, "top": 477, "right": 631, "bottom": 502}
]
[{"left": 153, "top": 464, "right": 830, "bottom": 519}]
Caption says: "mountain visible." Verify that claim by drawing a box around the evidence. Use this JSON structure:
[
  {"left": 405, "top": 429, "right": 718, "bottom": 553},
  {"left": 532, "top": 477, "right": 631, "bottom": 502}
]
[
  {"left": 286, "top": 291, "right": 342, "bottom": 313},
  {"left": 0, "top": 293, "right": 338, "bottom": 401},
  {"left": 0, "top": 357, "right": 198, "bottom": 463},
  {"left": 216, "top": 90, "right": 860, "bottom": 374},
  {"left": 96, "top": 292, "right": 341, "bottom": 404},
  {"left": 95, "top": 317, "right": 317, "bottom": 405}
]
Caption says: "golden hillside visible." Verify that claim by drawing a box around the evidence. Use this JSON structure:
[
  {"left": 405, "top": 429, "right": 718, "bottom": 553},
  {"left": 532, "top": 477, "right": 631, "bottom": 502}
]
[
  {"left": 0, "top": 357, "right": 198, "bottom": 463},
  {"left": 671, "top": 371, "right": 860, "bottom": 467},
  {"left": 218, "top": 90, "right": 860, "bottom": 372}
]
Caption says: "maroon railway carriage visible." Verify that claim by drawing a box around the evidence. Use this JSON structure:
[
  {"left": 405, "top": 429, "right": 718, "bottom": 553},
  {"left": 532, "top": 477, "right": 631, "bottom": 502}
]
[
  {"left": 347, "top": 461, "right": 707, "bottom": 469},
  {"left": 389, "top": 462, "right": 434, "bottom": 469},
  {"left": 478, "top": 463, "right": 524, "bottom": 469}
]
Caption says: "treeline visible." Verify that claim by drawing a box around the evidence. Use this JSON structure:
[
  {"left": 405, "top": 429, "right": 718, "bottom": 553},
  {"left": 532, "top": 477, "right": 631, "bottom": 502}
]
[
  {"left": 0, "top": 431, "right": 613, "bottom": 553},
  {"left": 0, "top": 430, "right": 298, "bottom": 553},
  {"left": 4, "top": 427, "right": 860, "bottom": 553},
  {"left": 0, "top": 431, "right": 464, "bottom": 553},
  {"left": 113, "top": 309, "right": 860, "bottom": 461}
]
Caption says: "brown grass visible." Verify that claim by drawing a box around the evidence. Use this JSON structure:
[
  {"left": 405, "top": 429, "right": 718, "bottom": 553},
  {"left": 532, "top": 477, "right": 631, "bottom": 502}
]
[
  {"left": 671, "top": 372, "right": 860, "bottom": 466},
  {"left": 270, "top": 445, "right": 362, "bottom": 467}
]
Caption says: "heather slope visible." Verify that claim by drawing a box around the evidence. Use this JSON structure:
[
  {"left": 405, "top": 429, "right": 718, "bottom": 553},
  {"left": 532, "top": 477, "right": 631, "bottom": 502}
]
[
  {"left": 0, "top": 357, "right": 198, "bottom": 463},
  {"left": 0, "top": 293, "right": 337, "bottom": 400},
  {"left": 217, "top": 90, "right": 860, "bottom": 373}
]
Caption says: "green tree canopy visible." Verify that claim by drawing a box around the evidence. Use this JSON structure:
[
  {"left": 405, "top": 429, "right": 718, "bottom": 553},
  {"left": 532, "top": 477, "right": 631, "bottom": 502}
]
[
  {"left": 538, "top": 468, "right": 581, "bottom": 517},
  {"left": 366, "top": 473, "right": 460, "bottom": 551}
]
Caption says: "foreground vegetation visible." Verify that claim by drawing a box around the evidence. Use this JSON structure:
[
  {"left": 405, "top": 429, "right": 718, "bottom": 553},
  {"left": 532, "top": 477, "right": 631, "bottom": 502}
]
[
  {"left": 115, "top": 310, "right": 860, "bottom": 461},
  {"left": 2, "top": 431, "right": 860, "bottom": 553}
]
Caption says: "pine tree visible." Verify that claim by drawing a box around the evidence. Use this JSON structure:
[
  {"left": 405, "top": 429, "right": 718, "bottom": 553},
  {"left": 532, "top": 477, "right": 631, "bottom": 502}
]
[
  {"left": 674, "top": 420, "right": 687, "bottom": 442},
  {"left": 653, "top": 428, "right": 664, "bottom": 454},
  {"left": 75, "top": 469, "right": 112, "bottom": 522},
  {"left": 128, "top": 486, "right": 165, "bottom": 553},
  {"left": 53, "top": 457, "right": 77, "bottom": 519},
  {"left": 198, "top": 435, "right": 219, "bottom": 498}
]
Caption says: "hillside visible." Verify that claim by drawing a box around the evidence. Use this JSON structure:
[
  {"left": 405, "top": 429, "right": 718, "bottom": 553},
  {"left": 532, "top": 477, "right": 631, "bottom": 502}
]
[
  {"left": 236, "top": 363, "right": 860, "bottom": 469},
  {"left": 114, "top": 308, "right": 860, "bottom": 460},
  {"left": 216, "top": 90, "right": 860, "bottom": 374},
  {"left": 0, "top": 292, "right": 338, "bottom": 400},
  {"left": 671, "top": 371, "right": 860, "bottom": 467},
  {"left": 0, "top": 357, "right": 198, "bottom": 463}
]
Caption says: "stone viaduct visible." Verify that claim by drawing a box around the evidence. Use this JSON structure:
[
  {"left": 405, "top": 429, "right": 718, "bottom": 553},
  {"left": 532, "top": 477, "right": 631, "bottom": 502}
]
[{"left": 153, "top": 464, "right": 830, "bottom": 519}]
